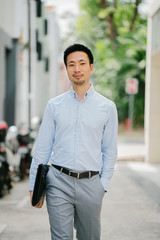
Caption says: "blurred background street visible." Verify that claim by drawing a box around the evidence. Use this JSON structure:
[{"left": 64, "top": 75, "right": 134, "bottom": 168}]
[{"left": 1, "top": 0, "right": 160, "bottom": 239}]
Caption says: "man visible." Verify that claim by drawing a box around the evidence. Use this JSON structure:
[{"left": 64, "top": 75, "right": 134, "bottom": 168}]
[{"left": 29, "top": 43, "right": 118, "bottom": 240}]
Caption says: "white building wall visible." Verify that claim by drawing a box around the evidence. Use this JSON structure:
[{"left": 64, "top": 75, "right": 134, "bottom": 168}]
[
  {"left": 33, "top": 5, "right": 60, "bottom": 120},
  {"left": 46, "top": 7, "right": 60, "bottom": 99},
  {"left": 15, "top": 0, "right": 32, "bottom": 127},
  {"left": 0, "top": 0, "right": 60, "bottom": 127},
  {"left": 0, "top": 0, "right": 29, "bottom": 126},
  {"left": 145, "top": 0, "right": 160, "bottom": 163}
]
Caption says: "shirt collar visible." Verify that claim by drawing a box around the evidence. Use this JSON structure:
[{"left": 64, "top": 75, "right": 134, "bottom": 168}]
[{"left": 70, "top": 84, "right": 95, "bottom": 100}]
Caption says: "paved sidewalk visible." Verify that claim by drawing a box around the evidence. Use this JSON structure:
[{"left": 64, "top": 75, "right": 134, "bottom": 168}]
[
  {"left": 1, "top": 133, "right": 160, "bottom": 240},
  {"left": 0, "top": 179, "right": 50, "bottom": 240},
  {"left": 0, "top": 161, "right": 160, "bottom": 240},
  {"left": 118, "top": 134, "right": 145, "bottom": 161},
  {"left": 101, "top": 161, "right": 160, "bottom": 240}
]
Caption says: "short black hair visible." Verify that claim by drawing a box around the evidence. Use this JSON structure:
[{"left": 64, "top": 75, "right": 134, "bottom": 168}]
[{"left": 63, "top": 43, "right": 94, "bottom": 66}]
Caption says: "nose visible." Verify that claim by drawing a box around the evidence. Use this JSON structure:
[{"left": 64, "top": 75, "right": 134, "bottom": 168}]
[{"left": 74, "top": 64, "right": 80, "bottom": 72}]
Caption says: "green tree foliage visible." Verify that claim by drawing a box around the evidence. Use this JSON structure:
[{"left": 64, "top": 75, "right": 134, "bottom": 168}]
[{"left": 74, "top": 0, "right": 147, "bottom": 127}]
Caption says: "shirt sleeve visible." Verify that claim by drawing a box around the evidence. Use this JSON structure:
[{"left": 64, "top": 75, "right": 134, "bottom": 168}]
[
  {"left": 100, "top": 102, "right": 118, "bottom": 192},
  {"left": 29, "top": 100, "right": 55, "bottom": 191}
]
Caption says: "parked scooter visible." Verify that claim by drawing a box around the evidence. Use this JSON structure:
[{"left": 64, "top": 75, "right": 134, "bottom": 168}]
[
  {"left": 17, "top": 126, "right": 32, "bottom": 180},
  {"left": 0, "top": 121, "right": 13, "bottom": 197},
  {"left": 6, "top": 124, "right": 35, "bottom": 181},
  {"left": 6, "top": 126, "right": 21, "bottom": 181}
]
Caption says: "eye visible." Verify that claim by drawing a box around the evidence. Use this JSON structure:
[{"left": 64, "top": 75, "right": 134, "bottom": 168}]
[{"left": 80, "top": 62, "right": 85, "bottom": 65}]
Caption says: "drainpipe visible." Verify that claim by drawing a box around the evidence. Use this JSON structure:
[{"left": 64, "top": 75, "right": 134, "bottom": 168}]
[{"left": 27, "top": 0, "right": 31, "bottom": 130}]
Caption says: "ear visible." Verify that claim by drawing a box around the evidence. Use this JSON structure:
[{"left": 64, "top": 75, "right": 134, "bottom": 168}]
[{"left": 90, "top": 64, "right": 94, "bottom": 73}]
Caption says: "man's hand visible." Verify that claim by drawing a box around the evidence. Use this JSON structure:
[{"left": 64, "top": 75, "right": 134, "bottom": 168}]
[{"left": 29, "top": 191, "right": 44, "bottom": 208}]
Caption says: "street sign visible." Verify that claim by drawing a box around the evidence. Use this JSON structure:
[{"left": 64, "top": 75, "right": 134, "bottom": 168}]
[{"left": 125, "top": 78, "right": 138, "bottom": 94}]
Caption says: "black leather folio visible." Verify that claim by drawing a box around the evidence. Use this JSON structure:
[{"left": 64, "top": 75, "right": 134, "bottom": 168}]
[{"left": 32, "top": 164, "right": 50, "bottom": 206}]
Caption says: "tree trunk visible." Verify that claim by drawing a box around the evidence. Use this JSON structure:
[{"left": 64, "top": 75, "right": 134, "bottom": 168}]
[
  {"left": 129, "top": 0, "right": 141, "bottom": 32},
  {"left": 98, "top": 0, "right": 118, "bottom": 48}
]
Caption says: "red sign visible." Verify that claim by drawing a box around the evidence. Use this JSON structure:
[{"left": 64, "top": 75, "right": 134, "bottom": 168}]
[{"left": 125, "top": 78, "right": 138, "bottom": 94}]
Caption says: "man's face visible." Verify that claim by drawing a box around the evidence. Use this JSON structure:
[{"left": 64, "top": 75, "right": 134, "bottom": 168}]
[{"left": 66, "top": 51, "right": 93, "bottom": 86}]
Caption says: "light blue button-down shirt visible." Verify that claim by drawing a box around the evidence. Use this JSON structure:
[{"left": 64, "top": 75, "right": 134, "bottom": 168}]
[{"left": 29, "top": 84, "right": 118, "bottom": 191}]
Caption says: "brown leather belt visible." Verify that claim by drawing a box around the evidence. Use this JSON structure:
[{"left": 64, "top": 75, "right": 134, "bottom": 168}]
[{"left": 52, "top": 164, "right": 99, "bottom": 179}]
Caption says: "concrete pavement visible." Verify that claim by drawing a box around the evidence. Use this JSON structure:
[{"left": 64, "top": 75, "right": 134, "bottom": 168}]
[
  {"left": 101, "top": 161, "right": 160, "bottom": 240},
  {"left": 0, "top": 179, "right": 50, "bottom": 240},
  {"left": 0, "top": 135, "right": 160, "bottom": 240},
  {"left": 118, "top": 132, "right": 145, "bottom": 161}
]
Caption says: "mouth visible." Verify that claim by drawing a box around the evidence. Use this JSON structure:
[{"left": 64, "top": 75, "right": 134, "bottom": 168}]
[{"left": 73, "top": 74, "right": 83, "bottom": 79}]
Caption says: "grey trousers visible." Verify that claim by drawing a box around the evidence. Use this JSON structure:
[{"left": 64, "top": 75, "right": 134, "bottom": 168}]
[{"left": 46, "top": 165, "right": 105, "bottom": 240}]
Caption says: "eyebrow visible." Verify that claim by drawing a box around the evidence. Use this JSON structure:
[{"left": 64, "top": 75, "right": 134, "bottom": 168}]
[{"left": 68, "top": 59, "right": 86, "bottom": 64}]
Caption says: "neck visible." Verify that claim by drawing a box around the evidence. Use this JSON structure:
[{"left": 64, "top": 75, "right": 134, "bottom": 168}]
[{"left": 73, "top": 82, "right": 91, "bottom": 100}]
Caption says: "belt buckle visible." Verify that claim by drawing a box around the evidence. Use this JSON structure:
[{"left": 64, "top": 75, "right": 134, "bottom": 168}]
[{"left": 69, "top": 170, "right": 80, "bottom": 179}]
